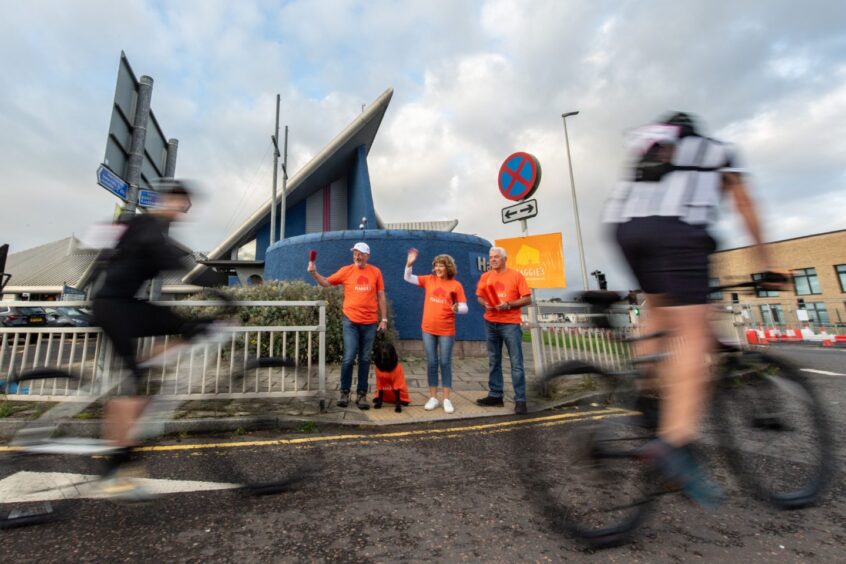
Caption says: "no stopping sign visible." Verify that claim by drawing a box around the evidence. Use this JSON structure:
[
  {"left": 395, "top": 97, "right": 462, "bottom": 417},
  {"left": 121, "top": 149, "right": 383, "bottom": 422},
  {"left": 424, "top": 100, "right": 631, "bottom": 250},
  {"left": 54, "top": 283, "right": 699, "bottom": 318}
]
[{"left": 498, "top": 152, "right": 541, "bottom": 201}]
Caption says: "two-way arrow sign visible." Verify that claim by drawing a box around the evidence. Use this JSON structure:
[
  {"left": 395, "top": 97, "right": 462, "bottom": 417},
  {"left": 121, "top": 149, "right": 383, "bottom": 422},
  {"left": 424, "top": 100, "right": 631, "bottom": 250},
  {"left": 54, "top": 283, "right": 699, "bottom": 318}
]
[{"left": 501, "top": 198, "right": 538, "bottom": 224}]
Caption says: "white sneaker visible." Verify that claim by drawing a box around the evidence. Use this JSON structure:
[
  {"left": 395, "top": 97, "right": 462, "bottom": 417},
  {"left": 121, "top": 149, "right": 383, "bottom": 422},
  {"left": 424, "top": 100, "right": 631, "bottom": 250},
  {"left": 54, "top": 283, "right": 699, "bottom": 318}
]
[
  {"left": 443, "top": 399, "right": 455, "bottom": 414},
  {"left": 424, "top": 397, "right": 439, "bottom": 411}
]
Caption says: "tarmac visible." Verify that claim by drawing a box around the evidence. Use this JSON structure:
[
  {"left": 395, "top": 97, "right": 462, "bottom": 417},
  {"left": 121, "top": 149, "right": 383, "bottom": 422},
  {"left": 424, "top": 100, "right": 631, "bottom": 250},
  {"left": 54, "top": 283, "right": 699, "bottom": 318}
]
[{"left": 0, "top": 344, "right": 583, "bottom": 438}]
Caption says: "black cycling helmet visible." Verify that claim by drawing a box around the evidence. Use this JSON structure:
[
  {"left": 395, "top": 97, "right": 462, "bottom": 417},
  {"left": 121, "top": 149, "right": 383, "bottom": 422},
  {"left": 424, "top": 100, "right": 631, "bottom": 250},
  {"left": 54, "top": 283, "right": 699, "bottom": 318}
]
[
  {"left": 150, "top": 178, "right": 194, "bottom": 198},
  {"left": 662, "top": 111, "right": 700, "bottom": 137}
]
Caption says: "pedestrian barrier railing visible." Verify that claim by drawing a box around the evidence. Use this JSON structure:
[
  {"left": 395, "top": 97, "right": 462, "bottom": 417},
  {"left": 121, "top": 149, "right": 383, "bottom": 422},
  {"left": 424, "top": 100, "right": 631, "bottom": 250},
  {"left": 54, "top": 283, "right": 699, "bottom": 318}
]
[
  {"left": 0, "top": 300, "right": 327, "bottom": 401},
  {"left": 529, "top": 302, "right": 748, "bottom": 372},
  {"left": 529, "top": 302, "right": 636, "bottom": 372}
]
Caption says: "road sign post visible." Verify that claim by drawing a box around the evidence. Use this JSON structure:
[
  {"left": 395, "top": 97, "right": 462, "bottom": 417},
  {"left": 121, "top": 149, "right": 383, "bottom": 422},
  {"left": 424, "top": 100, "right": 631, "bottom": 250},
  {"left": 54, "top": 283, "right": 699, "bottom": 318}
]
[
  {"left": 138, "top": 189, "right": 162, "bottom": 209},
  {"left": 501, "top": 199, "right": 538, "bottom": 224},
  {"left": 96, "top": 164, "right": 129, "bottom": 200},
  {"left": 497, "top": 152, "right": 546, "bottom": 377}
]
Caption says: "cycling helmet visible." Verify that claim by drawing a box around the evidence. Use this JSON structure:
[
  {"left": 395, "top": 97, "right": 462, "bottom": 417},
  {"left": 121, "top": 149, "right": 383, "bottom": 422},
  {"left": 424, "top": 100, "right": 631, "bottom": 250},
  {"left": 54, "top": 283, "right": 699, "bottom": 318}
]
[
  {"left": 150, "top": 178, "right": 194, "bottom": 197},
  {"left": 662, "top": 112, "right": 700, "bottom": 137}
]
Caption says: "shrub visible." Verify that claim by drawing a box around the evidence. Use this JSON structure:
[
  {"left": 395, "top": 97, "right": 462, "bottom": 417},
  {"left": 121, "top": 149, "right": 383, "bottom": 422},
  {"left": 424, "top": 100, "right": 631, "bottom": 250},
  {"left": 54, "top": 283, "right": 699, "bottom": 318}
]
[{"left": 187, "top": 281, "right": 398, "bottom": 364}]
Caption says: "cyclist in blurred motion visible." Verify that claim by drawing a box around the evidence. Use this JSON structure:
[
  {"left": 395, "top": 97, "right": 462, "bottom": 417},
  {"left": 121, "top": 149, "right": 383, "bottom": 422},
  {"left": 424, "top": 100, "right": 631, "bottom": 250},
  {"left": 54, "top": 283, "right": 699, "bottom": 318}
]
[
  {"left": 90, "top": 181, "right": 198, "bottom": 499},
  {"left": 603, "top": 112, "right": 784, "bottom": 507}
]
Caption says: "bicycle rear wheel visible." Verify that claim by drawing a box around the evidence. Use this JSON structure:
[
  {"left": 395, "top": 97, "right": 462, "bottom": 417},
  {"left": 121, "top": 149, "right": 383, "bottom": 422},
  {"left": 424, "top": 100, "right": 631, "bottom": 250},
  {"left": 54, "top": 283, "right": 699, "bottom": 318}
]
[
  {"left": 206, "top": 357, "right": 322, "bottom": 496},
  {"left": 0, "top": 369, "right": 98, "bottom": 529},
  {"left": 715, "top": 350, "right": 834, "bottom": 508},
  {"left": 516, "top": 361, "right": 652, "bottom": 547}
]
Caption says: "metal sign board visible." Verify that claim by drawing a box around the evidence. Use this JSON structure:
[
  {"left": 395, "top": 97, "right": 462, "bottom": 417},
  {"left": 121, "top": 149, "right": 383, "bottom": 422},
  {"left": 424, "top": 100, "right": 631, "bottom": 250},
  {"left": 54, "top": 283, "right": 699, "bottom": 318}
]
[
  {"left": 62, "top": 284, "right": 87, "bottom": 301},
  {"left": 495, "top": 232, "right": 566, "bottom": 289},
  {"left": 138, "top": 189, "right": 163, "bottom": 208},
  {"left": 97, "top": 164, "right": 128, "bottom": 200},
  {"left": 501, "top": 199, "right": 538, "bottom": 224},
  {"left": 103, "top": 51, "right": 169, "bottom": 189},
  {"left": 498, "top": 152, "right": 542, "bottom": 202}
]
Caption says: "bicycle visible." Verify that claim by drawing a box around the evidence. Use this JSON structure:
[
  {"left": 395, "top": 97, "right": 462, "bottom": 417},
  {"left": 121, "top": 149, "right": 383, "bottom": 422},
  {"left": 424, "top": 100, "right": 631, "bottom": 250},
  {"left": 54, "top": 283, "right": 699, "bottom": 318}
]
[
  {"left": 0, "top": 290, "right": 320, "bottom": 529},
  {"left": 518, "top": 279, "right": 835, "bottom": 548}
]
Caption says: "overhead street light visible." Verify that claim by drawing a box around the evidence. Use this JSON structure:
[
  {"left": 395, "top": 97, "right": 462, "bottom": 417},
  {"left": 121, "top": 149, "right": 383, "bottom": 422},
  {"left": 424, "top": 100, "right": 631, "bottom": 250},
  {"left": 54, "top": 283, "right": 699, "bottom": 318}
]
[{"left": 561, "top": 111, "right": 589, "bottom": 291}]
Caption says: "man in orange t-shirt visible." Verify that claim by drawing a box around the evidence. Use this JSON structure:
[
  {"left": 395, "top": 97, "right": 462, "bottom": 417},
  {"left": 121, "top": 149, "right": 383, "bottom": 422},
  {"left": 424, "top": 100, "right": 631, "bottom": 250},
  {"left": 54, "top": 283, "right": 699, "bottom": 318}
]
[
  {"left": 475, "top": 246, "right": 532, "bottom": 414},
  {"left": 308, "top": 242, "right": 387, "bottom": 409}
]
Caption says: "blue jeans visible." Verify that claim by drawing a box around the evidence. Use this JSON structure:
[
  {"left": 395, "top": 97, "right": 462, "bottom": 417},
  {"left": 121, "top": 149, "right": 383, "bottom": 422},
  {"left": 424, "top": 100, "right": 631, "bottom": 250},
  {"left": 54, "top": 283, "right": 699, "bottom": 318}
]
[
  {"left": 485, "top": 322, "right": 526, "bottom": 401},
  {"left": 422, "top": 332, "right": 455, "bottom": 389},
  {"left": 341, "top": 316, "right": 377, "bottom": 394}
]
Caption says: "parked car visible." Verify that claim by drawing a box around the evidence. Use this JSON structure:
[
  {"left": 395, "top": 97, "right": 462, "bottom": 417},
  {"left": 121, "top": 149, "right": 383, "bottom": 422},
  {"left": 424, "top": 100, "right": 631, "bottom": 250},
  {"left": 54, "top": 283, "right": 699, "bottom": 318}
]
[
  {"left": 45, "top": 306, "right": 94, "bottom": 327},
  {"left": 0, "top": 306, "right": 49, "bottom": 328}
]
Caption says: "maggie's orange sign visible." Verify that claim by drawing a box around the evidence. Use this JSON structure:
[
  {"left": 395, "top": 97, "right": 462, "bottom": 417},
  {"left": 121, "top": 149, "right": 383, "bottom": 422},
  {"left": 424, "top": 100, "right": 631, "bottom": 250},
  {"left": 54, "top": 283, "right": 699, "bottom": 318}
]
[{"left": 495, "top": 232, "right": 566, "bottom": 289}]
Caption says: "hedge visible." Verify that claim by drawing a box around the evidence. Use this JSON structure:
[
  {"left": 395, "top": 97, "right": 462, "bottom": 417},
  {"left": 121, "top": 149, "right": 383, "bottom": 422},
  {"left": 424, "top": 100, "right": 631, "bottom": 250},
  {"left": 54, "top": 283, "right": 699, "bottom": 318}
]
[{"left": 187, "top": 281, "right": 398, "bottom": 364}]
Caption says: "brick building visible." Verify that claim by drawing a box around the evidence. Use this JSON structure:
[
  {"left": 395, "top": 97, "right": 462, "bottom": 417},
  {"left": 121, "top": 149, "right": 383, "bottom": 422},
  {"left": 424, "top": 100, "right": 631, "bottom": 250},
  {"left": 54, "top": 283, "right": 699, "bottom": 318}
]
[{"left": 710, "top": 229, "right": 846, "bottom": 330}]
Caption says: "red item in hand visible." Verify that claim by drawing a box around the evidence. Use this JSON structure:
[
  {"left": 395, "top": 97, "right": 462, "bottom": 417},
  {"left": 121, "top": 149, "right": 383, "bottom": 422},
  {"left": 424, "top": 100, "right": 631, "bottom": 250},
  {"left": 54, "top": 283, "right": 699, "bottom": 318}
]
[
  {"left": 309, "top": 250, "right": 317, "bottom": 261},
  {"left": 449, "top": 291, "right": 458, "bottom": 305},
  {"left": 485, "top": 285, "right": 500, "bottom": 307}
]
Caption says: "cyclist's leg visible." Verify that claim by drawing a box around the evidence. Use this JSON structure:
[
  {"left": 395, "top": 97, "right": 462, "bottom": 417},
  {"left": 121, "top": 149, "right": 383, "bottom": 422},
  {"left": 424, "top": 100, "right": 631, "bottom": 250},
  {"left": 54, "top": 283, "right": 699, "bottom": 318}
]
[
  {"left": 656, "top": 302, "right": 713, "bottom": 445},
  {"left": 620, "top": 219, "right": 724, "bottom": 506},
  {"left": 641, "top": 302, "right": 724, "bottom": 509}
]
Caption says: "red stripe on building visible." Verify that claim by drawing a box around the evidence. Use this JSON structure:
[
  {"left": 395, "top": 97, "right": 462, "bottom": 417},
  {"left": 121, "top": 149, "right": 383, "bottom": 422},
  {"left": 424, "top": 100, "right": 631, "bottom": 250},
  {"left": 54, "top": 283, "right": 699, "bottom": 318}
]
[{"left": 323, "top": 185, "right": 330, "bottom": 231}]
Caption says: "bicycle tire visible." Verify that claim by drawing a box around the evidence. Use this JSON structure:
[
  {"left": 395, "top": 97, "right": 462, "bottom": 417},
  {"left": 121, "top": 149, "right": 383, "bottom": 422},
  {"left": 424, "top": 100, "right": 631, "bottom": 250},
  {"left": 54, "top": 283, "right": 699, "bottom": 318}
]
[
  {"left": 516, "top": 360, "right": 652, "bottom": 547},
  {"left": 0, "top": 369, "right": 86, "bottom": 529},
  {"left": 714, "top": 350, "right": 835, "bottom": 508},
  {"left": 199, "top": 356, "right": 323, "bottom": 497}
]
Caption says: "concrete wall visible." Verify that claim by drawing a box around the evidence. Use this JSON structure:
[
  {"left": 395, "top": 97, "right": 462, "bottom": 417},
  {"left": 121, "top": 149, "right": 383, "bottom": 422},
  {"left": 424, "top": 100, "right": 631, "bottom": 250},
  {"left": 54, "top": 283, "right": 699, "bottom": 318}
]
[{"left": 265, "top": 229, "right": 493, "bottom": 340}]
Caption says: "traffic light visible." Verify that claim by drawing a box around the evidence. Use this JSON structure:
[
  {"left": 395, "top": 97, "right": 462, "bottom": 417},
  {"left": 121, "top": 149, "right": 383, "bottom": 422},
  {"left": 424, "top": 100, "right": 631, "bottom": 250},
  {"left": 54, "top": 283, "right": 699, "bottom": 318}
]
[
  {"left": 591, "top": 270, "right": 608, "bottom": 290},
  {"left": 627, "top": 291, "right": 641, "bottom": 316}
]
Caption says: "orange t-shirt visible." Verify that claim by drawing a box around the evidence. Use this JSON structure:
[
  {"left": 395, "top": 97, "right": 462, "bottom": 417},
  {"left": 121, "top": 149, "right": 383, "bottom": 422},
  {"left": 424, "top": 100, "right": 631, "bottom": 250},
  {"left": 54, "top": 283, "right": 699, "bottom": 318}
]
[
  {"left": 476, "top": 268, "right": 530, "bottom": 324},
  {"left": 327, "top": 264, "right": 385, "bottom": 324},
  {"left": 417, "top": 275, "right": 467, "bottom": 336}
]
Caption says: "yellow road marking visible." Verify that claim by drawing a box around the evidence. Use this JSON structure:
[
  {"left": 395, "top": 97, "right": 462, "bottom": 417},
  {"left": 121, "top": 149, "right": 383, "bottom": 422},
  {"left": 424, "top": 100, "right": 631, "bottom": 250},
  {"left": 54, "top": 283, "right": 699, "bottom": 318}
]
[
  {"left": 0, "top": 408, "right": 636, "bottom": 453},
  {"left": 137, "top": 408, "right": 633, "bottom": 452}
]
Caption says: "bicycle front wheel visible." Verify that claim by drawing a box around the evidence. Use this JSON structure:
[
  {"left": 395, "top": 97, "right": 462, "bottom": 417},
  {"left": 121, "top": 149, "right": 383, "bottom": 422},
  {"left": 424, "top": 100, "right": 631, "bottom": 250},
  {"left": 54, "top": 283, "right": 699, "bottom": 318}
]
[
  {"left": 516, "top": 361, "right": 652, "bottom": 547},
  {"left": 715, "top": 350, "right": 835, "bottom": 508}
]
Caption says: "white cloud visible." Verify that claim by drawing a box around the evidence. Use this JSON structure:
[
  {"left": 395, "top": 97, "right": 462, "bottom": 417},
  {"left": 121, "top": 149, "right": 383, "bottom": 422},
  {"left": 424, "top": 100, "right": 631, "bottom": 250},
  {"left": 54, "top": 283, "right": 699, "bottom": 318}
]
[{"left": 1, "top": 0, "right": 844, "bottom": 294}]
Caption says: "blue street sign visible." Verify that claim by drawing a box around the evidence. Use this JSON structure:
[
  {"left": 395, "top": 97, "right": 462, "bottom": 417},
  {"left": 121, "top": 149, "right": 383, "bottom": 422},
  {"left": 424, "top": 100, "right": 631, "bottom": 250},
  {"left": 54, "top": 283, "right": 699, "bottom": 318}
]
[
  {"left": 96, "top": 164, "right": 128, "bottom": 200},
  {"left": 138, "top": 189, "right": 161, "bottom": 208}
]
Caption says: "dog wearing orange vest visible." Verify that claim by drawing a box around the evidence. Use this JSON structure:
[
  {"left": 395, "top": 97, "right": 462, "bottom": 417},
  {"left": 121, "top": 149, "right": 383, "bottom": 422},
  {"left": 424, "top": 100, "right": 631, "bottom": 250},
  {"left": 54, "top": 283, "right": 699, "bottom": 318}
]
[{"left": 372, "top": 340, "right": 411, "bottom": 412}]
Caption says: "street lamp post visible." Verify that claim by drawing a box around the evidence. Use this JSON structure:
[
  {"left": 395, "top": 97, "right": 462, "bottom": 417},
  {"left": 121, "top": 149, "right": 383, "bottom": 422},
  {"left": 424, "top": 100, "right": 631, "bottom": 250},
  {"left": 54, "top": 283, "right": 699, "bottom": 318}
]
[{"left": 561, "top": 111, "right": 589, "bottom": 291}]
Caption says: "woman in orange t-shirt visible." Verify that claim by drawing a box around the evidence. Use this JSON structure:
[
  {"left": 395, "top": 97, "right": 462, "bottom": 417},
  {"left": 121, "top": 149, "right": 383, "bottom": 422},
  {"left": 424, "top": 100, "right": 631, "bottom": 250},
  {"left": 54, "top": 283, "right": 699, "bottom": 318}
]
[{"left": 404, "top": 250, "right": 468, "bottom": 414}]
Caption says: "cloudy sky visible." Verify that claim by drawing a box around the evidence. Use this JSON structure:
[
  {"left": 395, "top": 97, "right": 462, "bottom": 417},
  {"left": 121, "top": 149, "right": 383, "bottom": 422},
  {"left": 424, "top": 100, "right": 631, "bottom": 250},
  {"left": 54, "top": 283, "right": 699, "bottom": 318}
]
[{"left": 2, "top": 0, "right": 844, "bottom": 292}]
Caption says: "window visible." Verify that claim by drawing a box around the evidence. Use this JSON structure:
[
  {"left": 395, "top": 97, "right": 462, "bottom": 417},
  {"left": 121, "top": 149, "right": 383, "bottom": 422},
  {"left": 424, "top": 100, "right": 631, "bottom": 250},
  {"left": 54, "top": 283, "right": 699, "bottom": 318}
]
[
  {"left": 805, "top": 302, "right": 830, "bottom": 325},
  {"left": 759, "top": 304, "right": 773, "bottom": 325},
  {"left": 236, "top": 239, "right": 257, "bottom": 261},
  {"left": 759, "top": 304, "right": 785, "bottom": 326},
  {"left": 708, "top": 277, "right": 723, "bottom": 301},
  {"left": 771, "top": 304, "right": 784, "bottom": 324},
  {"left": 793, "top": 268, "right": 821, "bottom": 295},
  {"left": 836, "top": 265, "right": 846, "bottom": 292},
  {"left": 752, "top": 273, "right": 779, "bottom": 297}
]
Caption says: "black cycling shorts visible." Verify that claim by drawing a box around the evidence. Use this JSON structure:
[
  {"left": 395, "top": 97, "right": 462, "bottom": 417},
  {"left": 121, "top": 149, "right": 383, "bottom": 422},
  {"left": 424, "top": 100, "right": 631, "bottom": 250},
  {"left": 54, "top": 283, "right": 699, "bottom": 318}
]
[
  {"left": 615, "top": 217, "right": 716, "bottom": 306},
  {"left": 93, "top": 298, "right": 190, "bottom": 381}
]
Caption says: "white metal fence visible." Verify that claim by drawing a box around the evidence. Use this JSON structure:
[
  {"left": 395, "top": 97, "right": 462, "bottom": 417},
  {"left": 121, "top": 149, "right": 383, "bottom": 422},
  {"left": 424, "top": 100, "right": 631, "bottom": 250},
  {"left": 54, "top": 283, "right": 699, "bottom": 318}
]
[
  {"left": 529, "top": 301, "right": 747, "bottom": 374},
  {"left": 0, "top": 300, "right": 326, "bottom": 402},
  {"left": 530, "top": 303, "right": 634, "bottom": 372}
]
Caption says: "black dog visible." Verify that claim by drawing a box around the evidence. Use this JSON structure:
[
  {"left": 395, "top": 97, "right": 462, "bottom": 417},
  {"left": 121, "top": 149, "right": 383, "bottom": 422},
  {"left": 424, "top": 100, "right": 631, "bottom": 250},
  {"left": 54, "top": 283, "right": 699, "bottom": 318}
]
[{"left": 372, "top": 340, "right": 410, "bottom": 413}]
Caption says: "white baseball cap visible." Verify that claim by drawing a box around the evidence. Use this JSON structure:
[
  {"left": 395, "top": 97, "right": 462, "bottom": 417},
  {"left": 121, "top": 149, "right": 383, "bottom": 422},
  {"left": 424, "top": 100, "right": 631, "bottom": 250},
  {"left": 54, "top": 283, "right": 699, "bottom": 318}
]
[{"left": 351, "top": 242, "right": 370, "bottom": 254}]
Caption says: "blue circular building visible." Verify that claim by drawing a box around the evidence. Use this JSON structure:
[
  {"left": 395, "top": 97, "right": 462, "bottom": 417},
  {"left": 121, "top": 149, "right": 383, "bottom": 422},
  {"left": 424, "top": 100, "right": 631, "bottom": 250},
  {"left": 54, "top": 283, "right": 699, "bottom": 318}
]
[
  {"left": 183, "top": 87, "right": 493, "bottom": 344},
  {"left": 265, "top": 229, "right": 491, "bottom": 340}
]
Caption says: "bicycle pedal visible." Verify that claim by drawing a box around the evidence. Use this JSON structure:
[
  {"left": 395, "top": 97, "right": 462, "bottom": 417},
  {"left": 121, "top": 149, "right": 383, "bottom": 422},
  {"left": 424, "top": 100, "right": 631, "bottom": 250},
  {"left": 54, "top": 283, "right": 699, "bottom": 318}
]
[{"left": 752, "top": 416, "right": 790, "bottom": 431}]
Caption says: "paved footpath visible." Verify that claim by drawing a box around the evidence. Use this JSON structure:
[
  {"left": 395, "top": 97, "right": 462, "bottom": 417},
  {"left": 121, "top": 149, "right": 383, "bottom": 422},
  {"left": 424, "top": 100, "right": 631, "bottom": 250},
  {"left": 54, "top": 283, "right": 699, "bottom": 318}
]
[{"left": 1, "top": 344, "right": 569, "bottom": 436}]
